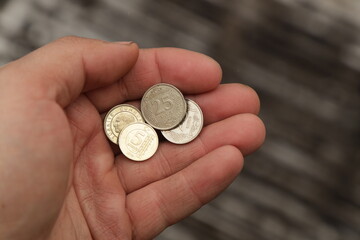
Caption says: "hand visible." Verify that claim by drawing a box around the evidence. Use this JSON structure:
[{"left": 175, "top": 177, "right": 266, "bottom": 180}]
[{"left": 0, "top": 37, "right": 265, "bottom": 240}]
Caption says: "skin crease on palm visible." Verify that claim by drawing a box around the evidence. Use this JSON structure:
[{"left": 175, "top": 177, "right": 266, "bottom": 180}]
[{"left": 0, "top": 36, "right": 265, "bottom": 240}]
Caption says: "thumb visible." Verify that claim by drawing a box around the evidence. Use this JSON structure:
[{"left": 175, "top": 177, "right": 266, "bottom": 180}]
[{"left": 0, "top": 36, "right": 139, "bottom": 107}]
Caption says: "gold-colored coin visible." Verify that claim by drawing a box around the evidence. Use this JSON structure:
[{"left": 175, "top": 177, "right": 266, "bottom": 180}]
[
  {"left": 104, "top": 104, "right": 144, "bottom": 144},
  {"left": 119, "top": 122, "right": 159, "bottom": 161},
  {"left": 141, "top": 83, "right": 187, "bottom": 130},
  {"left": 161, "top": 99, "right": 203, "bottom": 144}
]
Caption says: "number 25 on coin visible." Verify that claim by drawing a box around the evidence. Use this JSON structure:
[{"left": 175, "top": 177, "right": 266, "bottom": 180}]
[{"left": 153, "top": 95, "right": 173, "bottom": 115}]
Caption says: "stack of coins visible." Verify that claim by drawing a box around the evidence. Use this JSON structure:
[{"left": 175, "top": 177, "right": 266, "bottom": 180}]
[{"left": 104, "top": 83, "right": 203, "bottom": 161}]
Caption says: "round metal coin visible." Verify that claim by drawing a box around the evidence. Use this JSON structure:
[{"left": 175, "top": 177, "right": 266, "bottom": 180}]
[
  {"left": 104, "top": 104, "right": 144, "bottom": 144},
  {"left": 161, "top": 99, "right": 203, "bottom": 144},
  {"left": 118, "top": 122, "right": 159, "bottom": 161},
  {"left": 141, "top": 83, "right": 187, "bottom": 130}
]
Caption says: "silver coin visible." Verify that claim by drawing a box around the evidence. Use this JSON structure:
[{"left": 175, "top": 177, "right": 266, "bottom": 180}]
[
  {"left": 141, "top": 83, "right": 187, "bottom": 130},
  {"left": 104, "top": 104, "right": 144, "bottom": 144},
  {"left": 161, "top": 99, "right": 203, "bottom": 144},
  {"left": 118, "top": 122, "right": 159, "bottom": 161}
]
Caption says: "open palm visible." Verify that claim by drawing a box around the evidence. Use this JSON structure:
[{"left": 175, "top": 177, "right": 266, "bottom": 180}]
[{"left": 0, "top": 37, "right": 265, "bottom": 240}]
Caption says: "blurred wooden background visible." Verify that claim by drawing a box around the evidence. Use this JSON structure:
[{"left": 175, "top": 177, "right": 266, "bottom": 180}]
[{"left": 1, "top": 0, "right": 359, "bottom": 239}]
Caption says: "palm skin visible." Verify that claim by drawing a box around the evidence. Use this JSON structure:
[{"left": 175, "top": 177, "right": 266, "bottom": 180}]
[{"left": 0, "top": 37, "right": 265, "bottom": 240}]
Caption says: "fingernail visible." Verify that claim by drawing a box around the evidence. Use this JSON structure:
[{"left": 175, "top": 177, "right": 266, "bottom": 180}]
[{"left": 115, "top": 41, "right": 135, "bottom": 45}]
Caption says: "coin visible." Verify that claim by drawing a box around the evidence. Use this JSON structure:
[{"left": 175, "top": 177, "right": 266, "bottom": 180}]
[
  {"left": 141, "top": 83, "right": 187, "bottom": 130},
  {"left": 104, "top": 104, "right": 144, "bottom": 144},
  {"left": 118, "top": 122, "right": 159, "bottom": 161},
  {"left": 161, "top": 99, "right": 203, "bottom": 144}
]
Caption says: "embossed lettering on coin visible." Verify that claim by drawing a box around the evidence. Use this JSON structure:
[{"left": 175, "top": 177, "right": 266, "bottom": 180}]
[
  {"left": 104, "top": 104, "right": 144, "bottom": 144},
  {"left": 161, "top": 99, "right": 203, "bottom": 144},
  {"left": 118, "top": 122, "right": 159, "bottom": 161},
  {"left": 141, "top": 83, "right": 187, "bottom": 130}
]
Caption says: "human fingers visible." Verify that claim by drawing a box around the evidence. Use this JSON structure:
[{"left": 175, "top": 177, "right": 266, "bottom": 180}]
[
  {"left": 126, "top": 145, "right": 243, "bottom": 240},
  {"left": 117, "top": 113, "right": 265, "bottom": 193},
  {"left": 189, "top": 83, "right": 260, "bottom": 125},
  {"left": 100, "top": 83, "right": 259, "bottom": 123},
  {"left": 0, "top": 36, "right": 139, "bottom": 107},
  {"left": 104, "top": 83, "right": 261, "bottom": 155},
  {"left": 86, "top": 48, "right": 222, "bottom": 112}
]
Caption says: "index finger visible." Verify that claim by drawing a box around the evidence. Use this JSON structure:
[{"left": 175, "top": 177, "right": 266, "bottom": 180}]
[
  {"left": 86, "top": 48, "right": 222, "bottom": 113},
  {"left": 0, "top": 36, "right": 139, "bottom": 107}
]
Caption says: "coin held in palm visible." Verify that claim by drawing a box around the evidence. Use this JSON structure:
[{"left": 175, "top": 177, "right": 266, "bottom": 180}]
[
  {"left": 118, "top": 122, "right": 159, "bottom": 161},
  {"left": 104, "top": 83, "right": 204, "bottom": 162},
  {"left": 104, "top": 104, "right": 144, "bottom": 144},
  {"left": 141, "top": 83, "right": 187, "bottom": 130},
  {"left": 161, "top": 99, "right": 203, "bottom": 144}
]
